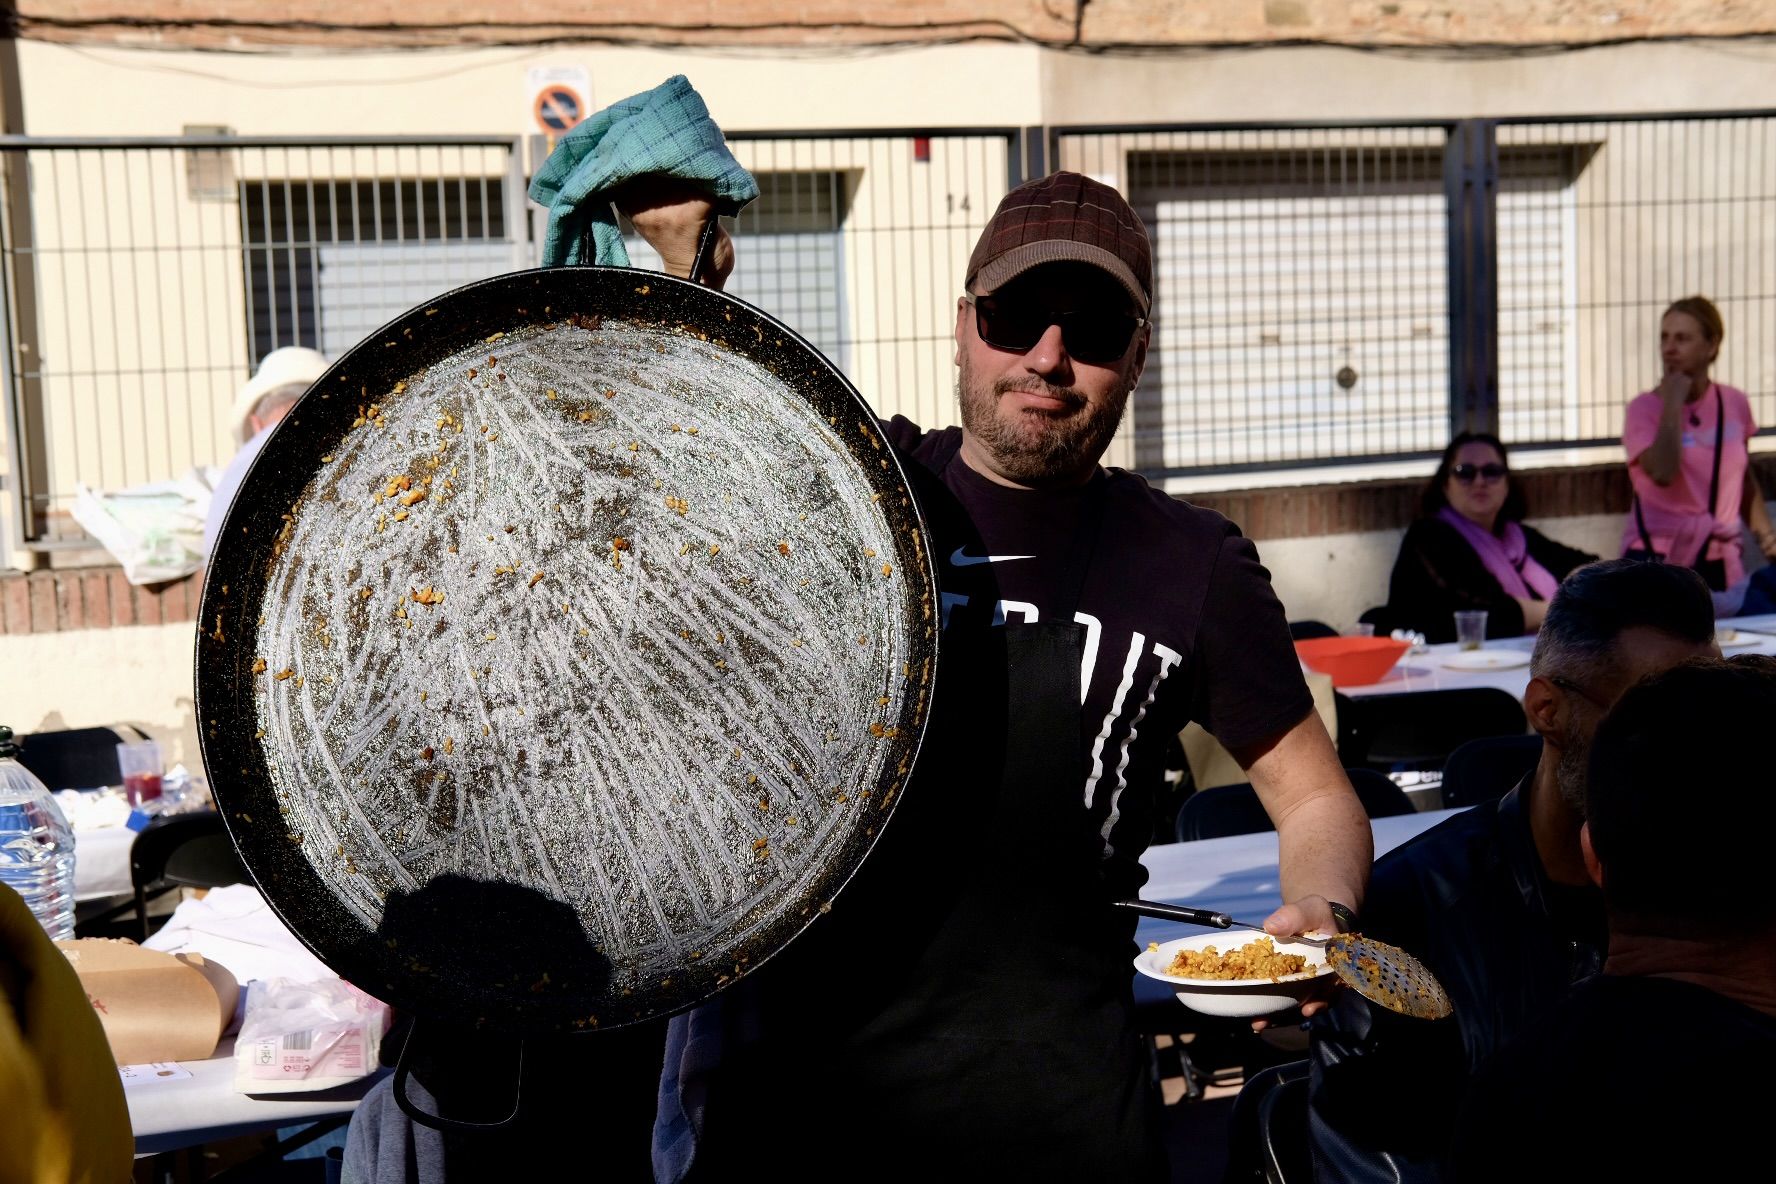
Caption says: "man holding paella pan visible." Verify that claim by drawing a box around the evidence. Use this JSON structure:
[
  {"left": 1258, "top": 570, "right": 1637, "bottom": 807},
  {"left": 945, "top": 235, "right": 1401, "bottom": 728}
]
[
  {"left": 627, "top": 170, "right": 1374, "bottom": 1179},
  {"left": 217, "top": 83, "right": 1382, "bottom": 1180}
]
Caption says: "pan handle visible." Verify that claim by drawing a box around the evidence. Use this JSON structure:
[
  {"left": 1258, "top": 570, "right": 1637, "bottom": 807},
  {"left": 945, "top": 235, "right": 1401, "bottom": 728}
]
[
  {"left": 686, "top": 216, "right": 721, "bottom": 286},
  {"left": 587, "top": 207, "right": 720, "bottom": 284},
  {"left": 1113, "top": 899, "right": 1235, "bottom": 929},
  {"left": 391, "top": 1019, "right": 526, "bottom": 1133}
]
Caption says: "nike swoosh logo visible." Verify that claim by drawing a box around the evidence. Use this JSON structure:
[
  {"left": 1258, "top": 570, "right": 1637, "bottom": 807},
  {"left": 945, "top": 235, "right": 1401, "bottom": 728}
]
[{"left": 949, "top": 547, "right": 1035, "bottom": 567}]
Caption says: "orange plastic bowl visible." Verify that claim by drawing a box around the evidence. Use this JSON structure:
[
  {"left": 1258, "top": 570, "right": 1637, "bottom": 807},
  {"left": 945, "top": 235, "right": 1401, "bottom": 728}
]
[{"left": 1293, "top": 636, "right": 1412, "bottom": 688}]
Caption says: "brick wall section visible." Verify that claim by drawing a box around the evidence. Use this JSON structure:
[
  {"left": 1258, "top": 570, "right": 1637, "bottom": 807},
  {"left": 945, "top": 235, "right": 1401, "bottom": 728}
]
[
  {"left": 5, "top": 454, "right": 1771, "bottom": 632},
  {"left": 13, "top": 1, "right": 1773, "bottom": 50},
  {"left": 1192, "top": 455, "right": 1776, "bottom": 542},
  {"left": 0, "top": 567, "right": 201, "bottom": 635}
]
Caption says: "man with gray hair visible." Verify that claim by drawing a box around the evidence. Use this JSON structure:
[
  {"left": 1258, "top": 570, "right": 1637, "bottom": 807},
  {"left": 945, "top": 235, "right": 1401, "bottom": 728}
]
[
  {"left": 202, "top": 345, "right": 328, "bottom": 558},
  {"left": 1308, "top": 558, "right": 1718, "bottom": 1183},
  {"left": 1449, "top": 655, "right": 1776, "bottom": 1179}
]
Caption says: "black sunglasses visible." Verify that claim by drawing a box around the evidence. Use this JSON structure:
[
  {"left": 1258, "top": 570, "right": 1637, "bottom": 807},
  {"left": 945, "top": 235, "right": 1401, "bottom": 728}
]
[
  {"left": 964, "top": 293, "right": 1145, "bottom": 365},
  {"left": 1450, "top": 462, "right": 1508, "bottom": 483}
]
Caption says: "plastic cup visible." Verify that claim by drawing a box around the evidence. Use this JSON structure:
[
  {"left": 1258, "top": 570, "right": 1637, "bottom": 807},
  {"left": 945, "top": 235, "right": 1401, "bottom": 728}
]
[
  {"left": 116, "top": 739, "right": 164, "bottom": 806},
  {"left": 1454, "top": 610, "right": 1489, "bottom": 652},
  {"left": 1348, "top": 623, "right": 1376, "bottom": 637}
]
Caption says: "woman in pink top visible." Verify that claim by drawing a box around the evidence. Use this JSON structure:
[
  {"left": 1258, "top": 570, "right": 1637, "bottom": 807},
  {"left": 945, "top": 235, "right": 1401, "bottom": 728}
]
[{"left": 1622, "top": 296, "right": 1776, "bottom": 593}]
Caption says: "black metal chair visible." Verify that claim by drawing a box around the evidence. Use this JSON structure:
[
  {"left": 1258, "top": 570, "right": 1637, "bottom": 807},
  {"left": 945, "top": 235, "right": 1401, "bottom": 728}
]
[
  {"left": 1440, "top": 733, "right": 1542, "bottom": 809},
  {"left": 1344, "top": 767, "right": 1418, "bottom": 818},
  {"left": 1356, "top": 605, "right": 1393, "bottom": 631},
  {"left": 1339, "top": 688, "right": 1527, "bottom": 776},
  {"left": 1175, "top": 768, "right": 1415, "bottom": 843},
  {"left": 14, "top": 724, "right": 147, "bottom": 790},
  {"left": 130, "top": 812, "right": 252, "bottom": 940},
  {"left": 1224, "top": 1059, "right": 1311, "bottom": 1184},
  {"left": 1176, "top": 784, "right": 1274, "bottom": 841},
  {"left": 1257, "top": 1063, "right": 1312, "bottom": 1183}
]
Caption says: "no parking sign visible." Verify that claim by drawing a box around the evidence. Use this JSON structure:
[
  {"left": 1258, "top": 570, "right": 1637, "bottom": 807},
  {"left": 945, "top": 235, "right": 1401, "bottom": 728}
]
[{"left": 527, "top": 66, "right": 591, "bottom": 137}]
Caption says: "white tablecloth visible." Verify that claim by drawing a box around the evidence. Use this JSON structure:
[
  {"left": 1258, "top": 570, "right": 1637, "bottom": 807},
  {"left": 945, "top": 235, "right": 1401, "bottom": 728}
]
[
  {"left": 126, "top": 885, "right": 382, "bottom": 1153},
  {"left": 1341, "top": 615, "right": 1776, "bottom": 701},
  {"left": 73, "top": 825, "right": 135, "bottom": 902},
  {"left": 1340, "top": 636, "right": 1539, "bottom": 700}
]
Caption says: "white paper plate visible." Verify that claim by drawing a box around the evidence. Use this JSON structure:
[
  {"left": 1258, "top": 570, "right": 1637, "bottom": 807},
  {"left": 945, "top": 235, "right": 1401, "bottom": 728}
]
[
  {"left": 1133, "top": 932, "right": 1332, "bottom": 1018},
  {"left": 1439, "top": 649, "right": 1532, "bottom": 671},
  {"left": 1716, "top": 630, "right": 1771, "bottom": 650}
]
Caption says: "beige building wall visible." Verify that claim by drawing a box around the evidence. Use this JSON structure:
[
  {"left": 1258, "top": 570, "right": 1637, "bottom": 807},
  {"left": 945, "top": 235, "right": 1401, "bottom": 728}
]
[
  {"left": 13, "top": 42, "right": 1045, "bottom": 137},
  {"left": 0, "top": 622, "right": 202, "bottom": 768},
  {"left": 18, "top": 139, "right": 527, "bottom": 512},
  {"left": 724, "top": 135, "right": 1010, "bottom": 433},
  {"left": 1040, "top": 41, "right": 1776, "bottom": 124}
]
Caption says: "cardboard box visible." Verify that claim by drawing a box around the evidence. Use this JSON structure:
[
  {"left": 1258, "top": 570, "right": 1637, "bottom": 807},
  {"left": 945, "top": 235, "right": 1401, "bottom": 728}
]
[{"left": 56, "top": 939, "right": 238, "bottom": 1065}]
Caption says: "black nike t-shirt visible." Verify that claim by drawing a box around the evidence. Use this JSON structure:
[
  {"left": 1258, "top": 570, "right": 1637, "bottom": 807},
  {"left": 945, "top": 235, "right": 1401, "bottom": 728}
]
[{"left": 886, "top": 418, "right": 1313, "bottom": 889}]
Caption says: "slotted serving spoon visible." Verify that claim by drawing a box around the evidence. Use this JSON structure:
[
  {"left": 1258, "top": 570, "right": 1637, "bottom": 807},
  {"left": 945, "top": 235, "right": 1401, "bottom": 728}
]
[{"left": 1116, "top": 900, "right": 1453, "bottom": 1020}]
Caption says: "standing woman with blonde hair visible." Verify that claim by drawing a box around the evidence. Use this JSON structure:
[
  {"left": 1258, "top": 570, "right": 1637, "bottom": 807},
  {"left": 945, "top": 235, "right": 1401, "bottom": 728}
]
[{"left": 1621, "top": 296, "right": 1776, "bottom": 605}]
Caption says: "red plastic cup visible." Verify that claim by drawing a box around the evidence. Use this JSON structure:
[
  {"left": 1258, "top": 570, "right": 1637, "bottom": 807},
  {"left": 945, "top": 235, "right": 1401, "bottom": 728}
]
[{"left": 117, "top": 739, "right": 164, "bottom": 806}]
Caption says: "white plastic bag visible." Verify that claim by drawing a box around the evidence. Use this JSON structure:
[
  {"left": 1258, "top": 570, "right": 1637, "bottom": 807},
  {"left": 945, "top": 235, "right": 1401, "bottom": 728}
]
[
  {"left": 70, "top": 467, "right": 219, "bottom": 585},
  {"left": 233, "top": 977, "right": 391, "bottom": 1094}
]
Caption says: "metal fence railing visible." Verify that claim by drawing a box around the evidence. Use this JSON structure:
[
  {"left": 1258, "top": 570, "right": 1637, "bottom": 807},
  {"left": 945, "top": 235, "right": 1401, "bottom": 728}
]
[
  {"left": 1054, "top": 111, "right": 1776, "bottom": 478},
  {"left": 626, "top": 129, "right": 1018, "bottom": 436},
  {"left": 0, "top": 135, "right": 529, "bottom": 548},
  {"left": 0, "top": 129, "right": 1020, "bottom": 550},
  {"left": 1494, "top": 114, "right": 1776, "bottom": 450},
  {"left": 1053, "top": 124, "right": 1457, "bottom": 474},
  {"left": 4, "top": 115, "right": 1773, "bottom": 550}
]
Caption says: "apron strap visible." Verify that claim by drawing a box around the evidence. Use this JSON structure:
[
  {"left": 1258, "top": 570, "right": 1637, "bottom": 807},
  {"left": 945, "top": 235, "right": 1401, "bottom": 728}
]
[{"left": 1051, "top": 474, "right": 1108, "bottom": 626}]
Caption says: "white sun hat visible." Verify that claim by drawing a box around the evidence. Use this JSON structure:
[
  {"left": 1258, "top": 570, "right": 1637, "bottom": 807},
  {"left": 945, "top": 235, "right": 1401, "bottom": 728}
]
[{"left": 230, "top": 346, "right": 329, "bottom": 444}]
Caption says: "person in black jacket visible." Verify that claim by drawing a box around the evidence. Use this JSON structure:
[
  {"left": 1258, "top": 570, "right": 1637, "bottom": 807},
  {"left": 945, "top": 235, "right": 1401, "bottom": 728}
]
[
  {"left": 1448, "top": 656, "right": 1776, "bottom": 1182},
  {"left": 1308, "top": 560, "right": 1718, "bottom": 1184},
  {"left": 1383, "top": 432, "right": 1596, "bottom": 643}
]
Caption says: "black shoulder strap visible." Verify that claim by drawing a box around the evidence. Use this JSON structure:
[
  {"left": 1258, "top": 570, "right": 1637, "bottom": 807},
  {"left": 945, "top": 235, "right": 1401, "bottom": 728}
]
[
  {"left": 1706, "top": 384, "right": 1725, "bottom": 518},
  {"left": 1633, "top": 492, "right": 1657, "bottom": 557},
  {"left": 1635, "top": 384, "right": 1726, "bottom": 562}
]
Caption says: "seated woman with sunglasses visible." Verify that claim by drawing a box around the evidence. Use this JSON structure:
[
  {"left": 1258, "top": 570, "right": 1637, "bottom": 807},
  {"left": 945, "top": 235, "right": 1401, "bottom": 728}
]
[{"left": 1382, "top": 433, "right": 1597, "bottom": 642}]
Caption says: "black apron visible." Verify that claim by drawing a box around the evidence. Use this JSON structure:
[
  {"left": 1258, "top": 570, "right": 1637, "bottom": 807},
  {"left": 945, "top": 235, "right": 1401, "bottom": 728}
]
[{"left": 693, "top": 466, "right": 1163, "bottom": 1182}]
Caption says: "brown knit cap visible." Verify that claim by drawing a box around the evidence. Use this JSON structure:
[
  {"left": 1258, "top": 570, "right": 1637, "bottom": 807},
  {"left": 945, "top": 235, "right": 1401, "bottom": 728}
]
[{"left": 965, "top": 172, "right": 1152, "bottom": 314}]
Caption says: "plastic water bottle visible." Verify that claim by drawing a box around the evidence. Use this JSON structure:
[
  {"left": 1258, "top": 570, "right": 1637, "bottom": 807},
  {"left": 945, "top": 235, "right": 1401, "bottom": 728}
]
[{"left": 0, "top": 726, "right": 76, "bottom": 941}]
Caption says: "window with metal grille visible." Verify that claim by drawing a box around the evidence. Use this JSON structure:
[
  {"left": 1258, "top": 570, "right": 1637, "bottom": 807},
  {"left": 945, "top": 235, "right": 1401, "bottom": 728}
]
[
  {"left": 624, "top": 170, "right": 854, "bottom": 370},
  {"left": 1124, "top": 139, "right": 1579, "bottom": 474},
  {"left": 240, "top": 177, "right": 511, "bottom": 365}
]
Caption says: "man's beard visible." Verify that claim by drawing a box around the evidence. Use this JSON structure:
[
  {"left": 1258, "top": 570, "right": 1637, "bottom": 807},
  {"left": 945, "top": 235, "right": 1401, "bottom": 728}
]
[
  {"left": 1553, "top": 724, "right": 1589, "bottom": 814},
  {"left": 955, "top": 354, "right": 1130, "bottom": 485}
]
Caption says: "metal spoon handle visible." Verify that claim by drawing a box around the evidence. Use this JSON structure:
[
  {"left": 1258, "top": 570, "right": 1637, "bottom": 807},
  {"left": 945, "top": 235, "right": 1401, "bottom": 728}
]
[
  {"left": 1113, "top": 899, "right": 1234, "bottom": 929},
  {"left": 1113, "top": 899, "right": 1330, "bottom": 947}
]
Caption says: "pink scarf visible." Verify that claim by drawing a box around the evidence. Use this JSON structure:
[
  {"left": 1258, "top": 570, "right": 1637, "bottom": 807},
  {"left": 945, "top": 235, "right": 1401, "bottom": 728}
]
[{"left": 1437, "top": 506, "right": 1560, "bottom": 601}]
